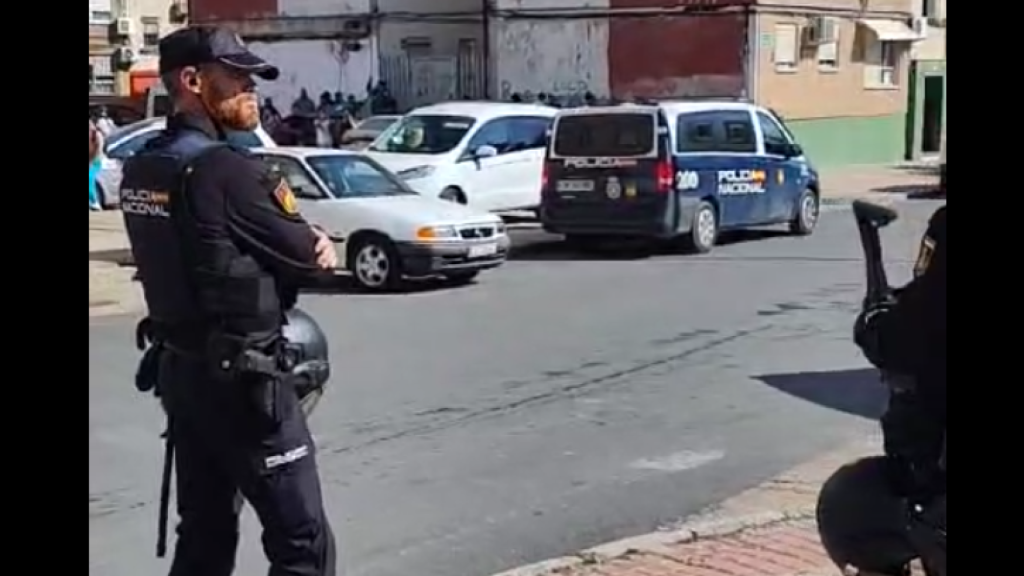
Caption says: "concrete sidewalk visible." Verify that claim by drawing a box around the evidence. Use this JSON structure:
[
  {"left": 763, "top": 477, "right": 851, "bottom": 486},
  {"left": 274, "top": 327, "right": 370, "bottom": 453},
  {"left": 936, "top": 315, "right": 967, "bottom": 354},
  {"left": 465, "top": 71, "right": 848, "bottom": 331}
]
[
  {"left": 89, "top": 212, "right": 141, "bottom": 317},
  {"left": 493, "top": 436, "right": 885, "bottom": 576}
]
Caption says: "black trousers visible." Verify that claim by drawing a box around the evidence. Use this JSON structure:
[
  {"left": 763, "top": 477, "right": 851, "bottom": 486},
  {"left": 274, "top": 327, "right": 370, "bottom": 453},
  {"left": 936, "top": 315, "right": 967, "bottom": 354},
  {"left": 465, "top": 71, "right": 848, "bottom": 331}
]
[{"left": 159, "top": 351, "right": 336, "bottom": 576}]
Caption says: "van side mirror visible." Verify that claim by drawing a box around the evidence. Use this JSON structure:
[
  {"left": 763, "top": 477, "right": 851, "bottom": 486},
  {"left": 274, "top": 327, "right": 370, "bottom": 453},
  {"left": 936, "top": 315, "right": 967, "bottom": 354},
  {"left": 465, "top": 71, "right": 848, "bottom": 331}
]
[
  {"left": 783, "top": 143, "right": 803, "bottom": 158},
  {"left": 474, "top": 145, "right": 498, "bottom": 158}
]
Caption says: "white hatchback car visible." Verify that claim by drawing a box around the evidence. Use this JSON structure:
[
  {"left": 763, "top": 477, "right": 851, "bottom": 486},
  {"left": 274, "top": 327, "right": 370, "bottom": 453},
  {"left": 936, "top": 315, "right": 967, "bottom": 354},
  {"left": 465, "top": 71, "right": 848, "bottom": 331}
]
[
  {"left": 252, "top": 147, "right": 510, "bottom": 291},
  {"left": 97, "top": 117, "right": 276, "bottom": 208},
  {"left": 363, "top": 101, "right": 557, "bottom": 213}
]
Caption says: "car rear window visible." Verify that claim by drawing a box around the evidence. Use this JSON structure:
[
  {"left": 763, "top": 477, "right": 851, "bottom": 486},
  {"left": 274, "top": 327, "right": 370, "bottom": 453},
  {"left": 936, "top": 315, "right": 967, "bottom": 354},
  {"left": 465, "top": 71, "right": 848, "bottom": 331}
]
[{"left": 553, "top": 113, "right": 655, "bottom": 157}]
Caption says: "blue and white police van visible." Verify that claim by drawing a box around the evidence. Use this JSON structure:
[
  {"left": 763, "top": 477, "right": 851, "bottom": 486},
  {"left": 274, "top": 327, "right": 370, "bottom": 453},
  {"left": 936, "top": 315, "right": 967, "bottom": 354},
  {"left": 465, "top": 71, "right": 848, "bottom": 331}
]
[{"left": 539, "top": 100, "right": 821, "bottom": 253}]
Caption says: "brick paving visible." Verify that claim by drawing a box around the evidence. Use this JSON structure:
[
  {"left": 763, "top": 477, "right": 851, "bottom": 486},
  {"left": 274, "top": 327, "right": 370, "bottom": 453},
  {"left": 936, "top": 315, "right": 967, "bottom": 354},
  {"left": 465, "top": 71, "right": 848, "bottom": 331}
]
[{"left": 557, "top": 519, "right": 835, "bottom": 576}]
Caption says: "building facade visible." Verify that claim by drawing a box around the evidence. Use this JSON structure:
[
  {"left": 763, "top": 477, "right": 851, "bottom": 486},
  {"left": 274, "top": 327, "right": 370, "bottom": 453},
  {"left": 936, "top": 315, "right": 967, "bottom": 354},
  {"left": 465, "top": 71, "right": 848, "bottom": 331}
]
[
  {"left": 487, "top": 0, "right": 750, "bottom": 104},
  {"left": 89, "top": 0, "right": 186, "bottom": 96},
  {"left": 750, "top": 0, "right": 921, "bottom": 166},
  {"left": 906, "top": 0, "right": 945, "bottom": 161},
  {"left": 190, "top": 0, "right": 485, "bottom": 111}
]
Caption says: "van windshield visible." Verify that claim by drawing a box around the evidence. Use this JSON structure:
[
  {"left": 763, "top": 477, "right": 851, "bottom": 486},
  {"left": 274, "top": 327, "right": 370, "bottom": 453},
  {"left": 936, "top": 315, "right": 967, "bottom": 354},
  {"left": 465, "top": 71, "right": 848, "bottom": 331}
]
[
  {"left": 369, "top": 115, "right": 476, "bottom": 154},
  {"left": 553, "top": 113, "right": 655, "bottom": 157}
]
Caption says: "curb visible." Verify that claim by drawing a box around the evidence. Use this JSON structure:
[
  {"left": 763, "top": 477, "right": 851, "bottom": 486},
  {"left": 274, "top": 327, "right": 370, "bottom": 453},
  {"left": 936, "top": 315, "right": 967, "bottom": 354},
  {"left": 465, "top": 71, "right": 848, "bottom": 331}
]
[{"left": 490, "top": 509, "right": 815, "bottom": 576}]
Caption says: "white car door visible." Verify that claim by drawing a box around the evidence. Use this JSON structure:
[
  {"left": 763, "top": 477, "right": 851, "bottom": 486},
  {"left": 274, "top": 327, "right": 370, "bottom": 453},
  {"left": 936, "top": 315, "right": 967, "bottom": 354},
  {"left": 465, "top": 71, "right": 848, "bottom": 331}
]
[
  {"left": 456, "top": 118, "right": 521, "bottom": 212},
  {"left": 504, "top": 116, "right": 553, "bottom": 210},
  {"left": 258, "top": 154, "right": 357, "bottom": 265}
]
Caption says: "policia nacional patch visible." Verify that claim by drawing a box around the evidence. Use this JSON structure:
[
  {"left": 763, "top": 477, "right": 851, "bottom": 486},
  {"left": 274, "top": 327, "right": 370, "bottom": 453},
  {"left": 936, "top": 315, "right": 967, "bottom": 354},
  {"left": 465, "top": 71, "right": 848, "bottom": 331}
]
[
  {"left": 913, "top": 236, "right": 936, "bottom": 277},
  {"left": 272, "top": 179, "right": 299, "bottom": 215}
]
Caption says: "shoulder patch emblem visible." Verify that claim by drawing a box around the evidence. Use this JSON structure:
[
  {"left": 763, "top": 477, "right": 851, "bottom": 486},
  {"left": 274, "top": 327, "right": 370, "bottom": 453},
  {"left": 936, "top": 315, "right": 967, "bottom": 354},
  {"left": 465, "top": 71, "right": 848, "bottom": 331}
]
[
  {"left": 913, "top": 236, "right": 936, "bottom": 277},
  {"left": 272, "top": 179, "right": 298, "bottom": 215}
]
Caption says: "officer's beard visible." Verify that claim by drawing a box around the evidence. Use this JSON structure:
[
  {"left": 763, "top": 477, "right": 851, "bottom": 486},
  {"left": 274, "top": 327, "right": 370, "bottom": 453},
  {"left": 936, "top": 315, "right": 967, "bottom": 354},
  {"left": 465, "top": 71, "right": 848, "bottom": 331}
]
[{"left": 201, "top": 85, "right": 260, "bottom": 132}]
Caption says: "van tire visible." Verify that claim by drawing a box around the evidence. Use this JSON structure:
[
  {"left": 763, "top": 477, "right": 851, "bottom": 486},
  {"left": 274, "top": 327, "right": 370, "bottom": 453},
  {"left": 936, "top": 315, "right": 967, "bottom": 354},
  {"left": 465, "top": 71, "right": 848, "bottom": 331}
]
[
  {"left": 440, "top": 186, "right": 467, "bottom": 204},
  {"left": 685, "top": 201, "right": 718, "bottom": 254},
  {"left": 789, "top": 189, "right": 819, "bottom": 236}
]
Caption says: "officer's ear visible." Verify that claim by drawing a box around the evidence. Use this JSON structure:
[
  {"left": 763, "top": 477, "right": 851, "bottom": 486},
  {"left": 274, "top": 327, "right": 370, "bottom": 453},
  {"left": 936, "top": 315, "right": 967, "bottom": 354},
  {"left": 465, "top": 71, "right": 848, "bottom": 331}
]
[{"left": 179, "top": 66, "right": 203, "bottom": 95}]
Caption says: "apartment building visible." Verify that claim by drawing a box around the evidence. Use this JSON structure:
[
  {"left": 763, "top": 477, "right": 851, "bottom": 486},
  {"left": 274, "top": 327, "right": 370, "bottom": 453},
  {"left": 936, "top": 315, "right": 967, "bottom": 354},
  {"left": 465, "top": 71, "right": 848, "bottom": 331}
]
[
  {"left": 88, "top": 0, "right": 186, "bottom": 96},
  {"left": 750, "top": 0, "right": 922, "bottom": 166}
]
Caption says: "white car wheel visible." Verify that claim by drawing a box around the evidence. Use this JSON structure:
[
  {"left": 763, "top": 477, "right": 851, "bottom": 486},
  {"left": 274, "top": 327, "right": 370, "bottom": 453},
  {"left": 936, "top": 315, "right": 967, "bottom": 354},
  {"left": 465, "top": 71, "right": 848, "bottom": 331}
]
[{"left": 351, "top": 236, "right": 402, "bottom": 291}]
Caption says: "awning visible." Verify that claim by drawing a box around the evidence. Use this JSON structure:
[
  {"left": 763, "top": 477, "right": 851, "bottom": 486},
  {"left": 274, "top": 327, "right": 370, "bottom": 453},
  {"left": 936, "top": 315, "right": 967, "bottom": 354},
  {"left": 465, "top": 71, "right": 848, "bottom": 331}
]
[{"left": 858, "top": 19, "right": 921, "bottom": 42}]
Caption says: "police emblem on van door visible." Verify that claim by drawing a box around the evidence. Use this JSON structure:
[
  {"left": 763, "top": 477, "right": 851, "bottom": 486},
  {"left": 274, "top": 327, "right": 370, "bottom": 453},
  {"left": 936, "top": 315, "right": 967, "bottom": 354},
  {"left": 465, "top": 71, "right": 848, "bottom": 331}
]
[{"left": 606, "top": 176, "right": 622, "bottom": 199}]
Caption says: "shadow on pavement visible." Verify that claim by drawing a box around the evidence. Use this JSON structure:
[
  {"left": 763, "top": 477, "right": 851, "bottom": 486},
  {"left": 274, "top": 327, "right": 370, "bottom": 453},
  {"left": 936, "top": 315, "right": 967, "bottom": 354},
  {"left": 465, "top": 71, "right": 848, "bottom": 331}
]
[
  {"left": 873, "top": 184, "right": 941, "bottom": 199},
  {"left": 755, "top": 367, "right": 888, "bottom": 420},
  {"left": 508, "top": 229, "right": 793, "bottom": 262},
  {"left": 300, "top": 274, "right": 477, "bottom": 296}
]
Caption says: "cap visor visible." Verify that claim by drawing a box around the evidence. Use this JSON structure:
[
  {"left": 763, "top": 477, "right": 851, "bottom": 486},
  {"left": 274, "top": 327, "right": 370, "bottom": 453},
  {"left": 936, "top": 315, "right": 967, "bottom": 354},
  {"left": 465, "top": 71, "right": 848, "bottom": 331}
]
[{"left": 218, "top": 53, "right": 280, "bottom": 81}]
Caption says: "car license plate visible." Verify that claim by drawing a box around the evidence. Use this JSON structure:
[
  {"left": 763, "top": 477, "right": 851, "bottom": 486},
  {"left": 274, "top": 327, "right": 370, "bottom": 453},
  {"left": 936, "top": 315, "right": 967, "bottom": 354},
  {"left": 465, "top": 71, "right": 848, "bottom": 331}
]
[
  {"left": 468, "top": 243, "right": 498, "bottom": 258},
  {"left": 557, "top": 179, "right": 595, "bottom": 193}
]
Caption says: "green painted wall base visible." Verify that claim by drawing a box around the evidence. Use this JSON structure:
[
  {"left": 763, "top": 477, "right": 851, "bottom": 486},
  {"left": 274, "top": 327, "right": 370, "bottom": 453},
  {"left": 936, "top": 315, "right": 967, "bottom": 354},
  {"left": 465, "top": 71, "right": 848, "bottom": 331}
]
[{"left": 786, "top": 113, "right": 906, "bottom": 168}]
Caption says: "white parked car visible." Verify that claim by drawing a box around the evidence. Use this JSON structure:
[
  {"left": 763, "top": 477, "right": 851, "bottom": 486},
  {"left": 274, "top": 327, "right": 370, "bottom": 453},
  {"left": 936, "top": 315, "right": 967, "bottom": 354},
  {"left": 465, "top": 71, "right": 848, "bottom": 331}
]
[
  {"left": 96, "top": 117, "right": 276, "bottom": 208},
  {"left": 252, "top": 147, "right": 511, "bottom": 291},
  {"left": 363, "top": 101, "right": 557, "bottom": 213}
]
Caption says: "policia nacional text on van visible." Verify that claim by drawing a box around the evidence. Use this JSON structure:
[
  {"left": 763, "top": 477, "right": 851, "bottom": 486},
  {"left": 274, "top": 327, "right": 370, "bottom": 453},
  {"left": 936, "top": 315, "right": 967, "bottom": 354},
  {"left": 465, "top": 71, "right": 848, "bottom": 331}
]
[{"left": 120, "top": 27, "right": 338, "bottom": 576}]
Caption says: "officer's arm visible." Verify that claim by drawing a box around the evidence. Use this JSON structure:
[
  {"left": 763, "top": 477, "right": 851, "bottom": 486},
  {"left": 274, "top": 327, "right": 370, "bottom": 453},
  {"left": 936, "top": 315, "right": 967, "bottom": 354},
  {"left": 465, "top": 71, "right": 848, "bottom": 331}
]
[
  {"left": 189, "top": 149, "right": 322, "bottom": 280},
  {"left": 871, "top": 237, "right": 946, "bottom": 376}
]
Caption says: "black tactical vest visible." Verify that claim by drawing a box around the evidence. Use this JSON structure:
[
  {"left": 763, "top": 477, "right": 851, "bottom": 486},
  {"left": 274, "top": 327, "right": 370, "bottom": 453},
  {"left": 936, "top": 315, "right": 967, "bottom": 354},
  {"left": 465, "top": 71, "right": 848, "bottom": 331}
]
[{"left": 120, "top": 129, "right": 282, "bottom": 344}]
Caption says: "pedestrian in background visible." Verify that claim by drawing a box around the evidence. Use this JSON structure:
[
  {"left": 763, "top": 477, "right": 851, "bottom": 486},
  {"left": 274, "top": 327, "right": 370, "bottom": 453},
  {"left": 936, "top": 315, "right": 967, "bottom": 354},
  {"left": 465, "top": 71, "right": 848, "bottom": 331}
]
[{"left": 89, "top": 120, "right": 103, "bottom": 211}]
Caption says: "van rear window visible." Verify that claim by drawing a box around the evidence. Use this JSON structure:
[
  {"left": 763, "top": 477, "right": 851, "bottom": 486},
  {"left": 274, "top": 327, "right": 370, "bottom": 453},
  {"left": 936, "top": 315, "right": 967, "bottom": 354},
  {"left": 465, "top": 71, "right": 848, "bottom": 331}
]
[{"left": 553, "top": 113, "right": 655, "bottom": 157}]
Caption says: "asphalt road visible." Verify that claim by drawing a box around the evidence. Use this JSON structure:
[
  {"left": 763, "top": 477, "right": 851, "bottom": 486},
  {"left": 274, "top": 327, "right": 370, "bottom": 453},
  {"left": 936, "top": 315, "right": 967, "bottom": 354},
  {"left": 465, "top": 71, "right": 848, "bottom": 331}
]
[{"left": 89, "top": 200, "right": 940, "bottom": 576}]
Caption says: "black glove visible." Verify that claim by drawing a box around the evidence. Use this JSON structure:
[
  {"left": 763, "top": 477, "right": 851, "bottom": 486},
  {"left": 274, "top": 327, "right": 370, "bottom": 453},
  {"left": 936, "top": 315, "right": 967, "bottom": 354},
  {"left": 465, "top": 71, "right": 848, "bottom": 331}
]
[{"left": 854, "top": 298, "right": 895, "bottom": 368}]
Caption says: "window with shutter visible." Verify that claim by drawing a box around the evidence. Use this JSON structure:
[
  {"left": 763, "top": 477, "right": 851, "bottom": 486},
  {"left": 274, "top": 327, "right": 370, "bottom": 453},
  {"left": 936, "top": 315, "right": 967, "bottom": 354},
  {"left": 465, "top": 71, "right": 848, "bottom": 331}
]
[{"left": 773, "top": 24, "right": 799, "bottom": 71}]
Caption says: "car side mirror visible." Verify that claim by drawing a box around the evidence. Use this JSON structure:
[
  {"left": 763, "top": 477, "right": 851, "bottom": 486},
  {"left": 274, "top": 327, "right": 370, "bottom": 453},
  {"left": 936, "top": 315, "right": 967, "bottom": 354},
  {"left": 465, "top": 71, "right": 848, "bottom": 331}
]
[
  {"left": 474, "top": 145, "right": 498, "bottom": 159},
  {"left": 783, "top": 143, "right": 803, "bottom": 158}
]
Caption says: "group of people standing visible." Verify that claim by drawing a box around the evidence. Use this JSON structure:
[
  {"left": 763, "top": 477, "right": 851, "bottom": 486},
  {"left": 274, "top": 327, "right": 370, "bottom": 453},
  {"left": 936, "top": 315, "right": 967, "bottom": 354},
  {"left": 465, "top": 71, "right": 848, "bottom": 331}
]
[{"left": 260, "top": 84, "right": 398, "bottom": 148}]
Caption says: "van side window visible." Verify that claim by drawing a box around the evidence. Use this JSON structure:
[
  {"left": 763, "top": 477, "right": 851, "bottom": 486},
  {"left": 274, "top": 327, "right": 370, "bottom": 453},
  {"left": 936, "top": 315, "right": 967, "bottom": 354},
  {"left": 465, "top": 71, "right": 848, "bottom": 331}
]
[
  {"left": 676, "top": 110, "right": 757, "bottom": 154},
  {"left": 507, "top": 116, "right": 551, "bottom": 152},
  {"left": 465, "top": 118, "right": 514, "bottom": 155},
  {"left": 756, "top": 112, "right": 793, "bottom": 156}
]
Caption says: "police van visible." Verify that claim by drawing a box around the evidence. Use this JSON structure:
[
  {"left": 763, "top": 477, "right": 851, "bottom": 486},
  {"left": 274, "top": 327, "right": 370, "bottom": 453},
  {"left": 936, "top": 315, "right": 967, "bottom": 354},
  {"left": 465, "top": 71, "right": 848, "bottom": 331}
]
[{"left": 539, "top": 100, "right": 820, "bottom": 253}]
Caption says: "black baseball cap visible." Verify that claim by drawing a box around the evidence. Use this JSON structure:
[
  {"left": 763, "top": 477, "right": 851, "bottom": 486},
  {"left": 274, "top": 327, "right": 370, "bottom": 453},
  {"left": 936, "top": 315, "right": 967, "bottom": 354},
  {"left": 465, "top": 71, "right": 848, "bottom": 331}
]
[{"left": 158, "top": 26, "right": 279, "bottom": 81}]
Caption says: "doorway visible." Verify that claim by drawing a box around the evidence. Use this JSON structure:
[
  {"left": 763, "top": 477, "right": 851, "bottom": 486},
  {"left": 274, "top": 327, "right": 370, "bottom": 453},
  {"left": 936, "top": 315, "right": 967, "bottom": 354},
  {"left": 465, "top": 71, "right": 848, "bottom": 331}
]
[{"left": 920, "top": 76, "right": 944, "bottom": 155}]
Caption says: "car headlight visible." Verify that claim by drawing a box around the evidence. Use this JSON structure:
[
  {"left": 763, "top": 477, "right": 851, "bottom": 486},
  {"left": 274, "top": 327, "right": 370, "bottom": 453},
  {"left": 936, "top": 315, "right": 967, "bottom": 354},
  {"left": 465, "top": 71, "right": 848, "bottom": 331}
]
[
  {"left": 397, "top": 165, "right": 436, "bottom": 180},
  {"left": 415, "top": 225, "right": 459, "bottom": 241}
]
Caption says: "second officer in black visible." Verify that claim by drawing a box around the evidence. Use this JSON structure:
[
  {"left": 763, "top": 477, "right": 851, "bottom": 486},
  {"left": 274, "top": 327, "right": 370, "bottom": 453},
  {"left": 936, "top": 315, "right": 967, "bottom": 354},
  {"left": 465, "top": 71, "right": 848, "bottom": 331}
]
[{"left": 120, "top": 26, "right": 337, "bottom": 576}]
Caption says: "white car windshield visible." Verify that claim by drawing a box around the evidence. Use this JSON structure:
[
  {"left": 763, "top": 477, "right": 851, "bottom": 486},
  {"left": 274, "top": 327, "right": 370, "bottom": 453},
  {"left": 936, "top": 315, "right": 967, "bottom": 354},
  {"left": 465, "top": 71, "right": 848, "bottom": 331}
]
[
  {"left": 369, "top": 114, "right": 475, "bottom": 154},
  {"left": 307, "top": 155, "right": 414, "bottom": 198}
]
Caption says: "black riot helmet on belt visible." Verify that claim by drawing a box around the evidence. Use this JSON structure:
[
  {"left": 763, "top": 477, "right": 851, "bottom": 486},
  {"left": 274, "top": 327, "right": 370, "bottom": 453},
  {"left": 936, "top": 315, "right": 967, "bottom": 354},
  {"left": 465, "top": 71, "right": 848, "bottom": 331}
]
[{"left": 282, "top": 308, "right": 330, "bottom": 415}]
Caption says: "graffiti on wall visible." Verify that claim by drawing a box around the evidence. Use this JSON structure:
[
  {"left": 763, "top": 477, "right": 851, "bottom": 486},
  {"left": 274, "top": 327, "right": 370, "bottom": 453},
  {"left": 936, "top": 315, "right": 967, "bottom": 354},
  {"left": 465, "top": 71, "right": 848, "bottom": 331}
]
[
  {"left": 499, "top": 79, "right": 598, "bottom": 106},
  {"left": 494, "top": 19, "right": 610, "bottom": 106}
]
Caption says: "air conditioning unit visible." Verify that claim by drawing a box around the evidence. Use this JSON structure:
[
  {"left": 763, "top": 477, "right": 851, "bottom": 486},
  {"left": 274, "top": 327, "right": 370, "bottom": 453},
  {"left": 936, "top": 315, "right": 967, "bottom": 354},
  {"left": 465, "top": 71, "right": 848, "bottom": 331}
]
[
  {"left": 911, "top": 16, "right": 929, "bottom": 38},
  {"left": 114, "top": 17, "right": 134, "bottom": 37},
  {"left": 804, "top": 16, "right": 839, "bottom": 45}
]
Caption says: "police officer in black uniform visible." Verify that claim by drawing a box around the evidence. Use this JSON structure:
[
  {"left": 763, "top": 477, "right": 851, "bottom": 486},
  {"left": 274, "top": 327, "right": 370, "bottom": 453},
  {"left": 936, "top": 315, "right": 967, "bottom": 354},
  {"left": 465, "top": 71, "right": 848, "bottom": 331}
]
[
  {"left": 120, "top": 26, "right": 337, "bottom": 576},
  {"left": 859, "top": 204, "right": 946, "bottom": 496},
  {"left": 818, "top": 205, "right": 946, "bottom": 576}
]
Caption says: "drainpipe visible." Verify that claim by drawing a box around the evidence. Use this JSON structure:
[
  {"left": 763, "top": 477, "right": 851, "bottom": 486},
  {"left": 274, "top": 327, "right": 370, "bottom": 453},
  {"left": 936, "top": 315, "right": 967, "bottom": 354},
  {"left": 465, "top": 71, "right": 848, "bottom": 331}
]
[
  {"left": 370, "top": 0, "right": 380, "bottom": 94},
  {"left": 481, "top": 0, "right": 491, "bottom": 98},
  {"left": 745, "top": 4, "right": 760, "bottom": 102}
]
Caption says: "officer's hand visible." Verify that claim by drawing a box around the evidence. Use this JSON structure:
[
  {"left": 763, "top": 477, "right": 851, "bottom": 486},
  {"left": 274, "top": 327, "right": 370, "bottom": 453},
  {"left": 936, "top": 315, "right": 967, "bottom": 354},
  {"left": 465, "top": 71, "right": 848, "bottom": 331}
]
[{"left": 312, "top": 227, "right": 338, "bottom": 269}]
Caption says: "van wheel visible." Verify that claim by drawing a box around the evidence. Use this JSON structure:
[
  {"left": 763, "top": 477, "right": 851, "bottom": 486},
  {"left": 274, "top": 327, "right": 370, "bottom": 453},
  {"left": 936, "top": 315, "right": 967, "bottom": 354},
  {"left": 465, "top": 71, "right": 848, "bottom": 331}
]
[
  {"left": 440, "top": 186, "right": 467, "bottom": 204},
  {"left": 349, "top": 234, "right": 404, "bottom": 292},
  {"left": 789, "top": 189, "right": 819, "bottom": 236},
  {"left": 686, "top": 201, "right": 718, "bottom": 253}
]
